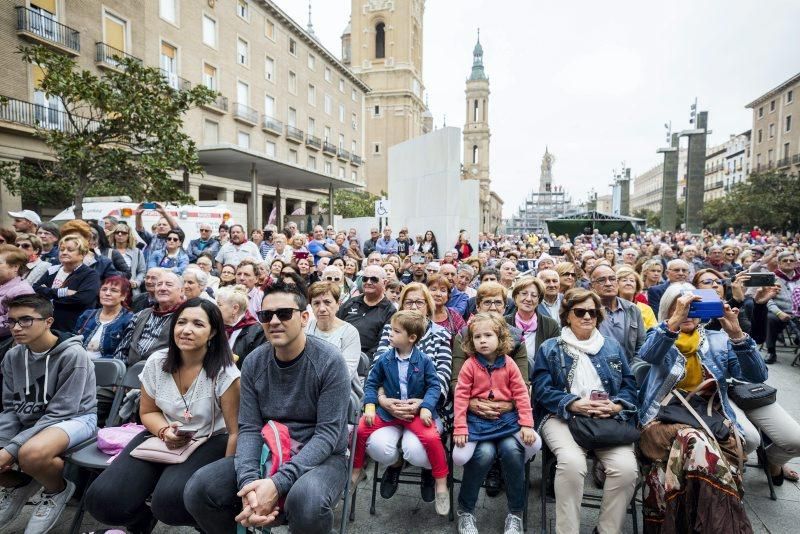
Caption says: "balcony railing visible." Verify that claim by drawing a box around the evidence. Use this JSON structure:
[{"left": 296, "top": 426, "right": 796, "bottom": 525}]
[
  {"left": 232, "top": 102, "right": 258, "bottom": 125},
  {"left": 0, "top": 95, "right": 95, "bottom": 134},
  {"left": 200, "top": 94, "right": 228, "bottom": 114},
  {"left": 261, "top": 115, "right": 283, "bottom": 135},
  {"left": 160, "top": 69, "right": 191, "bottom": 91},
  {"left": 16, "top": 6, "right": 80, "bottom": 55},
  {"left": 95, "top": 42, "right": 141, "bottom": 71},
  {"left": 793, "top": 154, "right": 800, "bottom": 165},
  {"left": 322, "top": 141, "right": 337, "bottom": 155},
  {"left": 305, "top": 134, "right": 321, "bottom": 150},
  {"left": 337, "top": 148, "right": 350, "bottom": 161},
  {"left": 777, "top": 157, "right": 791, "bottom": 168},
  {"left": 350, "top": 154, "right": 363, "bottom": 166},
  {"left": 285, "top": 125, "right": 304, "bottom": 143}
]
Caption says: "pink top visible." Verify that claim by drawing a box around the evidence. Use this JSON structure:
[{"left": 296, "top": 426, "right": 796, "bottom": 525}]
[{"left": 453, "top": 354, "right": 534, "bottom": 436}]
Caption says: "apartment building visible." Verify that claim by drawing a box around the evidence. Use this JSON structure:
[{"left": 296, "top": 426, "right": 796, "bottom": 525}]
[
  {"left": 747, "top": 72, "right": 799, "bottom": 176},
  {"left": 630, "top": 148, "right": 687, "bottom": 214},
  {"left": 0, "top": 0, "right": 368, "bottom": 229},
  {"left": 703, "top": 143, "right": 726, "bottom": 202}
]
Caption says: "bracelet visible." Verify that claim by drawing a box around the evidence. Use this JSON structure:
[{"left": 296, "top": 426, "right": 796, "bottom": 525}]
[
  {"left": 729, "top": 333, "right": 749, "bottom": 344},
  {"left": 157, "top": 426, "right": 169, "bottom": 441}
]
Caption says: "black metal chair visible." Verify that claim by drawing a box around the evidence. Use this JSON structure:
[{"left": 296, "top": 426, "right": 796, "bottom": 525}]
[{"left": 539, "top": 442, "right": 639, "bottom": 534}]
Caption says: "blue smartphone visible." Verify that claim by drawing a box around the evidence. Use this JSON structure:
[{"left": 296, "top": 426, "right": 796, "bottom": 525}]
[{"left": 142, "top": 202, "right": 157, "bottom": 210}]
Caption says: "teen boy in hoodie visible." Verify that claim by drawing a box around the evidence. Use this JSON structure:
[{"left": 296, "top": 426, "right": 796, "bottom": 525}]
[{"left": 0, "top": 294, "right": 96, "bottom": 534}]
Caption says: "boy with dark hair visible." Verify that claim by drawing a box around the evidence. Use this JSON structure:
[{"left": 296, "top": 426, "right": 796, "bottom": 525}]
[{"left": 0, "top": 294, "right": 96, "bottom": 533}]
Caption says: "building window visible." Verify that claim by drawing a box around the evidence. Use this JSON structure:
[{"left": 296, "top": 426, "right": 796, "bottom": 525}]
[
  {"left": 202, "top": 63, "right": 217, "bottom": 91},
  {"left": 324, "top": 161, "right": 333, "bottom": 175},
  {"left": 237, "top": 131, "right": 250, "bottom": 148},
  {"left": 351, "top": 88, "right": 357, "bottom": 102},
  {"left": 289, "top": 38, "right": 297, "bottom": 56},
  {"left": 160, "top": 0, "right": 177, "bottom": 24},
  {"left": 266, "top": 141, "right": 276, "bottom": 157},
  {"left": 351, "top": 170, "right": 357, "bottom": 181},
  {"left": 351, "top": 140, "right": 357, "bottom": 153},
  {"left": 103, "top": 11, "right": 128, "bottom": 53},
  {"left": 339, "top": 104, "right": 345, "bottom": 123},
  {"left": 307, "top": 155, "right": 316, "bottom": 170},
  {"left": 351, "top": 112, "right": 357, "bottom": 130},
  {"left": 757, "top": 129, "right": 762, "bottom": 143},
  {"left": 160, "top": 41, "right": 178, "bottom": 89},
  {"left": 324, "top": 94, "right": 332, "bottom": 114},
  {"left": 768, "top": 149, "right": 773, "bottom": 163},
  {"left": 237, "top": 0, "right": 249, "bottom": 20},
  {"left": 373, "top": 143, "right": 381, "bottom": 154},
  {"left": 264, "top": 95, "right": 275, "bottom": 117},
  {"left": 288, "top": 107, "right": 297, "bottom": 127},
  {"left": 339, "top": 78, "right": 345, "bottom": 93},
  {"left": 202, "top": 15, "right": 216, "bottom": 47},
  {"left": 758, "top": 106, "right": 763, "bottom": 118},
  {"left": 770, "top": 100, "right": 775, "bottom": 112},
  {"left": 786, "top": 115, "right": 792, "bottom": 132},
  {"left": 375, "top": 22, "right": 385, "bottom": 58},
  {"left": 307, "top": 53, "right": 315, "bottom": 70},
  {"left": 237, "top": 80, "right": 249, "bottom": 105},
  {"left": 308, "top": 84, "right": 316, "bottom": 106},
  {"left": 788, "top": 90, "right": 794, "bottom": 104},
  {"left": 373, "top": 105, "right": 380, "bottom": 116},
  {"left": 237, "top": 38, "right": 248, "bottom": 66},
  {"left": 307, "top": 117, "right": 315, "bottom": 136},
  {"left": 265, "top": 56, "right": 275, "bottom": 82},
  {"left": 288, "top": 71, "right": 297, "bottom": 94},
  {"left": 472, "top": 145, "right": 479, "bottom": 164},
  {"left": 784, "top": 143, "right": 790, "bottom": 159},
  {"left": 337, "top": 166, "right": 345, "bottom": 179},
  {"left": 473, "top": 100, "right": 480, "bottom": 122},
  {"left": 338, "top": 133, "right": 345, "bottom": 149},
  {"left": 203, "top": 119, "right": 218, "bottom": 145},
  {"left": 265, "top": 19, "right": 275, "bottom": 40},
  {"left": 323, "top": 126, "right": 331, "bottom": 142},
  {"left": 324, "top": 67, "right": 332, "bottom": 83},
  {"left": 288, "top": 149, "right": 298, "bottom": 164},
  {"left": 769, "top": 123, "right": 775, "bottom": 138}
]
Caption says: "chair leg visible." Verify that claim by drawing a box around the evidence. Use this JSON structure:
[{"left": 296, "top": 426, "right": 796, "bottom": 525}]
[
  {"left": 523, "top": 459, "right": 531, "bottom": 532},
  {"left": 448, "top": 438, "right": 455, "bottom": 522},
  {"left": 540, "top": 453, "right": 549, "bottom": 534},
  {"left": 369, "top": 461, "right": 379, "bottom": 515},
  {"left": 630, "top": 483, "right": 639, "bottom": 534},
  {"left": 68, "top": 471, "right": 96, "bottom": 534},
  {"left": 348, "top": 484, "right": 358, "bottom": 522}
]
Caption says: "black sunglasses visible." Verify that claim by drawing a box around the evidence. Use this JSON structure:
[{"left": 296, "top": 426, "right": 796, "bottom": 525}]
[
  {"left": 115, "top": 230, "right": 129, "bottom": 235},
  {"left": 572, "top": 308, "right": 598, "bottom": 319},
  {"left": 16, "top": 243, "right": 32, "bottom": 249},
  {"left": 256, "top": 308, "right": 301, "bottom": 323},
  {"left": 166, "top": 237, "right": 181, "bottom": 242},
  {"left": 363, "top": 276, "right": 381, "bottom": 284},
  {"left": 325, "top": 276, "right": 342, "bottom": 282}
]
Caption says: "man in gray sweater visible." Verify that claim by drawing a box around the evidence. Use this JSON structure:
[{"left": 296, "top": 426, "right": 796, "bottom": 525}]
[
  {"left": 185, "top": 281, "right": 350, "bottom": 533},
  {"left": 0, "top": 294, "right": 97, "bottom": 534}
]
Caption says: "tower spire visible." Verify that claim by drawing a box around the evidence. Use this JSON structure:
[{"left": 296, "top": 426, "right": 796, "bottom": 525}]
[
  {"left": 469, "top": 28, "right": 486, "bottom": 81},
  {"left": 306, "top": 1, "right": 317, "bottom": 38}
]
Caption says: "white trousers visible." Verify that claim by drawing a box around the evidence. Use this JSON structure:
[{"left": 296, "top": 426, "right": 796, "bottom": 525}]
[{"left": 365, "top": 419, "right": 444, "bottom": 468}]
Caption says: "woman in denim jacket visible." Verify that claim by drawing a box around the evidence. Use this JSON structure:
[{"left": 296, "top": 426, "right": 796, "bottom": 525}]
[
  {"left": 532, "top": 288, "right": 639, "bottom": 534},
  {"left": 74, "top": 275, "right": 134, "bottom": 359},
  {"left": 637, "top": 282, "right": 767, "bottom": 532}
]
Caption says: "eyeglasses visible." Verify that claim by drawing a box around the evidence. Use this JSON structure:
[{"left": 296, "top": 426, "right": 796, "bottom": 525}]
[
  {"left": 16, "top": 243, "right": 32, "bottom": 249},
  {"left": 165, "top": 237, "right": 181, "bottom": 242},
  {"left": 480, "top": 299, "right": 505, "bottom": 309},
  {"left": 325, "top": 276, "right": 342, "bottom": 282},
  {"left": 697, "top": 278, "right": 720, "bottom": 286},
  {"left": 780, "top": 258, "right": 797, "bottom": 263},
  {"left": 4, "top": 316, "right": 46, "bottom": 329},
  {"left": 404, "top": 299, "right": 427, "bottom": 309},
  {"left": 100, "top": 286, "right": 122, "bottom": 293},
  {"left": 256, "top": 308, "right": 301, "bottom": 323},
  {"left": 115, "top": 230, "right": 129, "bottom": 235},
  {"left": 571, "top": 308, "right": 598, "bottom": 319},
  {"left": 363, "top": 276, "right": 381, "bottom": 284},
  {"left": 592, "top": 276, "right": 617, "bottom": 285},
  {"left": 426, "top": 269, "right": 438, "bottom": 274},
  {"left": 200, "top": 228, "right": 211, "bottom": 233},
  {"left": 517, "top": 291, "right": 539, "bottom": 300}
]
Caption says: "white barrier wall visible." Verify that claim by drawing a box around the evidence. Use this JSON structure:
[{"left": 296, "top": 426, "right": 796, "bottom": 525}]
[{"left": 387, "top": 127, "right": 480, "bottom": 256}]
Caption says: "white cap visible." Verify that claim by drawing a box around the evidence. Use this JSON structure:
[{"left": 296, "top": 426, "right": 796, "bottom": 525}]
[{"left": 8, "top": 209, "right": 41, "bottom": 225}]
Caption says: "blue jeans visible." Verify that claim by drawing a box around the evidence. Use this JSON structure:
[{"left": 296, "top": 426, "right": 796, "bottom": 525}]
[{"left": 457, "top": 435, "right": 526, "bottom": 514}]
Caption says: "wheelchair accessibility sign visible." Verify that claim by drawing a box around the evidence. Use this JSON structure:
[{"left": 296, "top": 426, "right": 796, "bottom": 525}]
[{"left": 374, "top": 199, "right": 390, "bottom": 218}]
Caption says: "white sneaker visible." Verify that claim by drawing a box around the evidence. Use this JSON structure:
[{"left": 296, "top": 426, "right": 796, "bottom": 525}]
[
  {"left": 457, "top": 510, "right": 479, "bottom": 534},
  {"left": 503, "top": 513, "right": 523, "bottom": 534},
  {"left": 0, "top": 479, "right": 41, "bottom": 524},
  {"left": 24, "top": 479, "right": 75, "bottom": 534}
]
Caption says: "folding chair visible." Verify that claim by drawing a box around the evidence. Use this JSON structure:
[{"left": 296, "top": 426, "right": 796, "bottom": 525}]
[
  {"left": 539, "top": 443, "right": 639, "bottom": 534},
  {"left": 785, "top": 317, "right": 800, "bottom": 367},
  {"left": 66, "top": 361, "right": 146, "bottom": 534},
  {"left": 752, "top": 430, "right": 778, "bottom": 501},
  {"left": 339, "top": 389, "right": 362, "bottom": 534}
]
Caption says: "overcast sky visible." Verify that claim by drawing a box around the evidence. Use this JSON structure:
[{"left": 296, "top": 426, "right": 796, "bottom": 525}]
[{"left": 275, "top": 0, "right": 800, "bottom": 217}]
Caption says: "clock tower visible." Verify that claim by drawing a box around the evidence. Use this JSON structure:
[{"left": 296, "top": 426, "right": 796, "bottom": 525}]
[{"left": 463, "top": 30, "right": 492, "bottom": 232}]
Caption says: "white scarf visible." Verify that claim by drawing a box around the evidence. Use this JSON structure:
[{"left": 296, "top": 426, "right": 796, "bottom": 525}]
[
  {"left": 560, "top": 327, "right": 605, "bottom": 398},
  {"left": 560, "top": 326, "right": 605, "bottom": 355}
]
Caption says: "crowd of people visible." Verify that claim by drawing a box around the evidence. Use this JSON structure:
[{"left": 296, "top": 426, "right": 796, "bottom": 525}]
[{"left": 0, "top": 204, "right": 798, "bottom": 534}]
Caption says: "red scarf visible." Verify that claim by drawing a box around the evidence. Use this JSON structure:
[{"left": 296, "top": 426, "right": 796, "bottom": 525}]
[
  {"left": 775, "top": 268, "right": 800, "bottom": 283},
  {"left": 225, "top": 310, "right": 260, "bottom": 337},
  {"left": 153, "top": 302, "right": 182, "bottom": 317}
]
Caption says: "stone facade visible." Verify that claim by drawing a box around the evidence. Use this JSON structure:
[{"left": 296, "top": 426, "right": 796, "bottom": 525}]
[{"left": 747, "top": 73, "right": 799, "bottom": 176}]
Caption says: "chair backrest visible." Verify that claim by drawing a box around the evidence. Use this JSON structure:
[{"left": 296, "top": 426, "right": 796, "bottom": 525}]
[
  {"left": 93, "top": 359, "right": 126, "bottom": 388},
  {"left": 348, "top": 390, "right": 361, "bottom": 426},
  {"left": 105, "top": 360, "right": 147, "bottom": 428},
  {"left": 122, "top": 360, "right": 146, "bottom": 388},
  {"left": 357, "top": 352, "right": 370, "bottom": 379}
]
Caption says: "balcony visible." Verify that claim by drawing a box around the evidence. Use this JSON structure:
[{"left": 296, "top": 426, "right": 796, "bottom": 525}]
[
  {"left": 0, "top": 95, "right": 94, "bottom": 134},
  {"left": 261, "top": 115, "right": 283, "bottom": 136},
  {"left": 232, "top": 102, "right": 258, "bottom": 126},
  {"left": 285, "top": 125, "right": 304, "bottom": 143},
  {"left": 16, "top": 7, "right": 80, "bottom": 56},
  {"left": 305, "top": 134, "right": 321, "bottom": 150},
  {"left": 794, "top": 154, "right": 800, "bottom": 165},
  {"left": 95, "top": 42, "right": 141, "bottom": 72},
  {"left": 322, "top": 141, "right": 337, "bottom": 155},
  {"left": 350, "top": 154, "right": 363, "bottom": 166},
  {"left": 777, "top": 157, "right": 791, "bottom": 168},
  {"left": 337, "top": 148, "right": 350, "bottom": 161},
  {"left": 160, "top": 69, "right": 191, "bottom": 91},
  {"left": 200, "top": 94, "right": 228, "bottom": 114}
]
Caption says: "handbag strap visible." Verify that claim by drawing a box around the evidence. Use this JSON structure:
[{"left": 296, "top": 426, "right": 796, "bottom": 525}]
[{"left": 202, "top": 374, "right": 218, "bottom": 440}]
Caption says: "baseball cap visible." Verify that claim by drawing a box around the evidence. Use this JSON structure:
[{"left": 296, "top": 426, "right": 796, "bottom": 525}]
[{"left": 8, "top": 209, "right": 41, "bottom": 225}]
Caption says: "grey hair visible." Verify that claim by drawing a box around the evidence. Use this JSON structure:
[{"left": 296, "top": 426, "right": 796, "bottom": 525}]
[
  {"left": 666, "top": 259, "right": 690, "bottom": 271},
  {"left": 183, "top": 265, "right": 208, "bottom": 287},
  {"left": 457, "top": 263, "right": 475, "bottom": 277},
  {"left": 658, "top": 282, "right": 696, "bottom": 322},
  {"left": 216, "top": 284, "right": 249, "bottom": 311}
]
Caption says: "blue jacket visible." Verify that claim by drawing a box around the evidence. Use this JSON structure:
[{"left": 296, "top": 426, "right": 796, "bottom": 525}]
[
  {"left": 637, "top": 323, "right": 768, "bottom": 429},
  {"left": 375, "top": 237, "right": 398, "bottom": 255},
  {"left": 446, "top": 288, "right": 469, "bottom": 316},
  {"left": 187, "top": 238, "right": 220, "bottom": 262},
  {"left": 646, "top": 280, "right": 670, "bottom": 317},
  {"left": 532, "top": 335, "right": 639, "bottom": 432},
  {"left": 74, "top": 308, "right": 135, "bottom": 358},
  {"left": 364, "top": 346, "right": 440, "bottom": 422},
  {"left": 147, "top": 249, "right": 190, "bottom": 275}
]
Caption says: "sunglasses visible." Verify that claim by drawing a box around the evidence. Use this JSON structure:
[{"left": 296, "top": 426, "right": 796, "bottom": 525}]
[
  {"left": 563, "top": 272, "right": 576, "bottom": 277},
  {"left": 16, "top": 243, "right": 32, "bottom": 249},
  {"left": 325, "top": 276, "right": 342, "bottom": 282},
  {"left": 363, "top": 276, "right": 381, "bottom": 284},
  {"left": 115, "top": 230, "right": 129, "bottom": 235},
  {"left": 166, "top": 237, "right": 181, "bottom": 242},
  {"left": 256, "top": 308, "right": 301, "bottom": 323},
  {"left": 571, "top": 307, "right": 598, "bottom": 319}
]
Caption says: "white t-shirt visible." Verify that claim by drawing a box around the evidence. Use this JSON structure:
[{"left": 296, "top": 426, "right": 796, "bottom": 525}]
[
  {"left": 85, "top": 318, "right": 112, "bottom": 359},
  {"left": 139, "top": 349, "right": 240, "bottom": 435},
  {"left": 305, "top": 318, "right": 362, "bottom": 379},
  {"left": 52, "top": 267, "right": 69, "bottom": 289}
]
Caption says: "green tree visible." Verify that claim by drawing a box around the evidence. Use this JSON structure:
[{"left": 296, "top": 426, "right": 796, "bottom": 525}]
[
  {"left": 633, "top": 208, "right": 661, "bottom": 229},
  {"left": 0, "top": 45, "right": 215, "bottom": 219},
  {"left": 320, "top": 189, "right": 382, "bottom": 218}
]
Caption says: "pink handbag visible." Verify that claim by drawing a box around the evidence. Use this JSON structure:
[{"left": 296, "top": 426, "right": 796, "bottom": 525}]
[{"left": 97, "top": 423, "right": 146, "bottom": 463}]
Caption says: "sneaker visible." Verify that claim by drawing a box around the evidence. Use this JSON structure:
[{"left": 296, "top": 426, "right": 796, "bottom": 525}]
[
  {"left": 0, "top": 480, "right": 41, "bottom": 524},
  {"left": 457, "top": 510, "right": 479, "bottom": 534},
  {"left": 434, "top": 491, "right": 450, "bottom": 516},
  {"left": 765, "top": 352, "right": 777, "bottom": 364},
  {"left": 24, "top": 479, "right": 75, "bottom": 534},
  {"left": 503, "top": 513, "right": 523, "bottom": 534},
  {"left": 420, "top": 468, "right": 435, "bottom": 502},
  {"left": 379, "top": 463, "right": 403, "bottom": 499}
]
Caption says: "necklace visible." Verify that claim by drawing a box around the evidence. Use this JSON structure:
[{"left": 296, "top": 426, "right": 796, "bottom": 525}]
[{"left": 176, "top": 368, "right": 199, "bottom": 423}]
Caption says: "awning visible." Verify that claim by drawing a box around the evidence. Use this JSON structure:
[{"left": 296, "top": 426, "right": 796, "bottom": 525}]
[{"left": 197, "top": 144, "right": 362, "bottom": 191}]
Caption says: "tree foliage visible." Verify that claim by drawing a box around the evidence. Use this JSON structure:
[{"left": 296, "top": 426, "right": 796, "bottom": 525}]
[
  {"left": 701, "top": 172, "right": 800, "bottom": 232},
  {"left": 0, "top": 45, "right": 216, "bottom": 218},
  {"left": 320, "top": 189, "right": 382, "bottom": 218}
]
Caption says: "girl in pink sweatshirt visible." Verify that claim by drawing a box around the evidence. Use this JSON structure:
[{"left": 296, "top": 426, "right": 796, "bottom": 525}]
[{"left": 452, "top": 313, "right": 541, "bottom": 531}]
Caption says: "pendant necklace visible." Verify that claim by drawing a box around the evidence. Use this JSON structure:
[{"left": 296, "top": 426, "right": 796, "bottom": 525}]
[{"left": 177, "top": 369, "right": 197, "bottom": 423}]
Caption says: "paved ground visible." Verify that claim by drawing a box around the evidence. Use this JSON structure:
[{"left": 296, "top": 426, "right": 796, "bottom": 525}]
[{"left": 7, "top": 344, "right": 800, "bottom": 533}]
